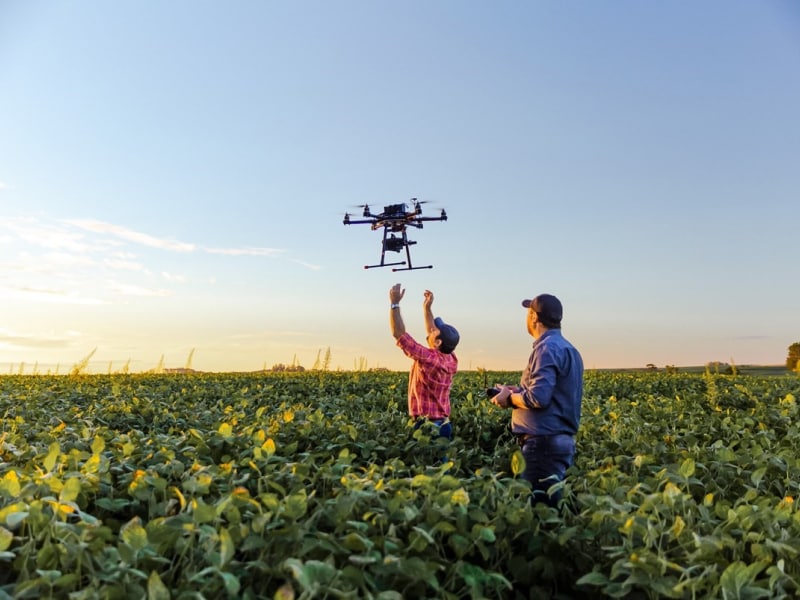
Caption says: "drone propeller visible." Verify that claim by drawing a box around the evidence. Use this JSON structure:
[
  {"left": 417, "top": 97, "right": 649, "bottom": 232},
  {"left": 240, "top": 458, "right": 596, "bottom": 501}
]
[{"left": 350, "top": 203, "right": 372, "bottom": 217}]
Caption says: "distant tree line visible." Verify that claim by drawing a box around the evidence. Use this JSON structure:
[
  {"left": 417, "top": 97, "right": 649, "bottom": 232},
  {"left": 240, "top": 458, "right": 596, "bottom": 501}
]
[{"left": 787, "top": 342, "right": 800, "bottom": 371}]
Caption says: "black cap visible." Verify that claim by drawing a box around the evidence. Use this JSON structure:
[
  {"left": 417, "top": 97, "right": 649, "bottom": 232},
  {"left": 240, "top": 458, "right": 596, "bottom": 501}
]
[
  {"left": 522, "top": 294, "right": 563, "bottom": 328},
  {"left": 434, "top": 317, "right": 460, "bottom": 354}
]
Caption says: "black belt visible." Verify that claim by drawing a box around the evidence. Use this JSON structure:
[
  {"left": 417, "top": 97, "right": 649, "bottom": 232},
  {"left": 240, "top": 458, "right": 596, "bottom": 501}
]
[{"left": 514, "top": 432, "right": 570, "bottom": 445}]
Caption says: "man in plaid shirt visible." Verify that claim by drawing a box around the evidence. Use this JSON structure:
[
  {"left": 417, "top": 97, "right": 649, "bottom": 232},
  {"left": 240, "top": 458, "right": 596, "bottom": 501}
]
[{"left": 389, "top": 283, "right": 459, "bottom": 443}]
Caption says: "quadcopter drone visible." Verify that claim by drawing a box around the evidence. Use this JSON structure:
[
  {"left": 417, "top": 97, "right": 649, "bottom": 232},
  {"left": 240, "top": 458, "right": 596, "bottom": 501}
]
[{"left": 343, "top": 198, "right": 447, "bottom": 271}]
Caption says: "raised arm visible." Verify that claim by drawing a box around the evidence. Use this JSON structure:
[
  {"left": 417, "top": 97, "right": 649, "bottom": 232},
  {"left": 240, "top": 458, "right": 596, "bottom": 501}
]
[
  {"left": 423, "top": 289, "right": 435, "bottom": 333},
  {"left": 389, "top": 283, "right": 406, "bottom": 340}
]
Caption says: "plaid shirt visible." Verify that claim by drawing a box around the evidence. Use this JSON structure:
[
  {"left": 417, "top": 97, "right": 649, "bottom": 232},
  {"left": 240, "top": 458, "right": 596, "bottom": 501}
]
[{"left": 396, "top": 332, "right": 458, "bottom": 420}]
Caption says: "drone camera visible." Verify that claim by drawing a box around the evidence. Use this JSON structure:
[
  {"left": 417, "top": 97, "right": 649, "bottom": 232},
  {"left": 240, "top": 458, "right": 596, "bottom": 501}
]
[{"left": 383, "top": 235, "right": 406, "bottom": 253}]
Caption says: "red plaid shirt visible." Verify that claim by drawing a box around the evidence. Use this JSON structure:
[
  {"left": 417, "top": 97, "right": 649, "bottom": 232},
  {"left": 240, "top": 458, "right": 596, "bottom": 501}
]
[{"left": 396, "top": 332, "right": 458, "bottom": 419}]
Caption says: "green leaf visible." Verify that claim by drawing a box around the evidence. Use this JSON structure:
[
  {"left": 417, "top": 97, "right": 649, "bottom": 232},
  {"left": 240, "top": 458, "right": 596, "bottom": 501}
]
[
  {"left": 43, "top": 442, "right": 60, "bottom": 473},
  {"left": 220, "top": 572, "right": 241, "bottom": 596},
  {"left": 2, "top": 508, "right": 29, "bottom": 530},
  {"left": 273, "top": 582, "right": 295, "bottom": 600},
  {"left": 56, "top": 573, "right": 81, "bottom": 590},
  {"left": 576, "top": 571, "right": 610, "bottom": 586},
  {"left": 411, "top": 474, "right": 434, "bottom": 488},
  {"left": 262, "top": 438, "right": 276, "bottom": 456},
  {"left": 97, "top": 498, "right": 132, "bottom": 512},
  {"left": 342, "top": 532, "right": 372, "bottom": 553},
  {"left": 409, "top": 526, "right": 434, "bottom": 552},
  {"left": 192, "top": 501, "right": 216, "bottom": 524},
  {"left": 0, "top": 471, "right": 21, "bottom": 498},
  {"left": 283, "top": 559, "right": 337, "bottom": 592},
  {"left": 449, "top": 487, "right": 470, "bottom": 506},
  {"left": 375, "top": 592, "right": 404, "bottom": 600},
  {"left": 283, "top": 491, "right": 308, "bottom": 520},
  {"left": 511, "top": 450, "right": 526, "bottom": 477},
  {"left": 218, "top": 527, "right": 234, "bottom": 567},
  {"left": 719, "top": 560, "right": 770, "bottom": 598},
  {"left": 460, "top": 562, "right": 487, "bottom": 587},
  {"left": 121, "top": 517, "right": 148, "bottom": 551},
  {"left": 122, "top": 441, "right": 136, "bottom": 457},
  {"left": 0, "top": 527, "right": 13, "bottom": 552},
  {"left": 750, "top": 467, "right": 767, "bottom": 488},
  {"left": 91, "top": 436, "right": 105, "bottom": 455},
  {"left": 60, "top": 477, "right": 81, "bottom": 503},
  {"left": 473, "top": 525, "right": 496, "bottom": 543},
  {"left": 448, "top": 533, "right": 471, "bottom": 558},
  {"left": 147, "top": 571, "right": 171, "bottom": 600},
  {"left": 348, "top": 553, "right": 379, "bottom": 566},
  {"left": 679, "top": 457, "right": 695, "bottom": 478}
]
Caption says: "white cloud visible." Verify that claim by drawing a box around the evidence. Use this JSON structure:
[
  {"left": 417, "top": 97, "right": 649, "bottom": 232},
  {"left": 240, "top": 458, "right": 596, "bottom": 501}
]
[
  {"left": 2, "top": 217, "right": 92, "bottom": 253},
  {"left": 0, "top": 285, "right": 105, "bottom": 305},
  {"left": 204, "top": 246, "right": 284, "bottom": 257},
  {"left": 292, "top": 259, "right": 322, "bottom": 271},
  {"left": 0, "top": 327, "right": 80, "bottom": 349},
  {"left": 2, "top": 215, "right": 305, "bottom": 308},
  {"left": 161, "top": 272, "right": 187, "bottom": 282},
  {"left": 44, "top": 252, "right": 98, "bottom": 268},
  {"left": 103, "top": 258, "right": 146, "bottom": 271},
  {"left": 5, "top": 216, "right": 294, "bottom": 263},
  {"left": 68, "top": 219, "right": 196, "bottom": 252},
  {"left": 106, "top": 282, "right": 171, "bottom": 297}
]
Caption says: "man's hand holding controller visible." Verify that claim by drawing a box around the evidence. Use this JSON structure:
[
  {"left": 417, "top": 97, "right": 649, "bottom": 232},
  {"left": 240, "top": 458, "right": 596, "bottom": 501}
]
[{"left": 487, "top": 385, "right": 516, "bottom": 409}]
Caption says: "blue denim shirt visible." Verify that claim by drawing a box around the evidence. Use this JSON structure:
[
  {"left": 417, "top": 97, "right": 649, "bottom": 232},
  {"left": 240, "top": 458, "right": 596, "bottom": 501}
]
[{"left": 511, "top": 329, "right": 584, "bottom": 436}]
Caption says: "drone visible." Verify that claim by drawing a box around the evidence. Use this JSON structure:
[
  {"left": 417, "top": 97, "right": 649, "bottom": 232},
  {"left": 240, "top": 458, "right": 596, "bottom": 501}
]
[{"left": 343, "top": 198, "right": 447, "bottom": 271}]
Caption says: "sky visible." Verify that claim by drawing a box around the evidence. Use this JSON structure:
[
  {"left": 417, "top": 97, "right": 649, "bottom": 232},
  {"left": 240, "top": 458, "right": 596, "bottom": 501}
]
[{"left": 1, "top": 1, "right": 799, "bottom": 374}]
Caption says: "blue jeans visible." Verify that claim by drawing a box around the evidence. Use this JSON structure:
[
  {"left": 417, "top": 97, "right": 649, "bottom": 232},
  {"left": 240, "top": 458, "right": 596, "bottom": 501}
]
[
  {"left": 413, "top": 418, "right": 452, "bottom": 464},
  {"left": 413, "top": 417, "right": 452, "bottom": 440},
  {"left": 518, "top": 433, "right": 575, "bottom": 508}
]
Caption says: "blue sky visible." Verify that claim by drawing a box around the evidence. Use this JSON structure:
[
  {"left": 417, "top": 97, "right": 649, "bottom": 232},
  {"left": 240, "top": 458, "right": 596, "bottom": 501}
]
[{"left": 1, "top": 1, "right": 798, "bottom": 373}]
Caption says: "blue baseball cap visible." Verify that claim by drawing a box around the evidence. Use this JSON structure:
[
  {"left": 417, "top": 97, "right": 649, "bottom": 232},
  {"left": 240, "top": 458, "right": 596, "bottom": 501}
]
[
  {"left": 522, "top": 294, "right": 562, "bottom": 328},
  {"left": 434, "top": 317, "right": 459, "bottom": 353}
]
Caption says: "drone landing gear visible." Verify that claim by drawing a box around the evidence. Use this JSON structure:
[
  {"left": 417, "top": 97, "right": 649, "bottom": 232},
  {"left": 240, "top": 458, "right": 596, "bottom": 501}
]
[
  {"left": 364, "top": 261, "right": 406, "bottom": 270},
  {"left": 363, "top": 229, "right": 433, "bottom": 271}
]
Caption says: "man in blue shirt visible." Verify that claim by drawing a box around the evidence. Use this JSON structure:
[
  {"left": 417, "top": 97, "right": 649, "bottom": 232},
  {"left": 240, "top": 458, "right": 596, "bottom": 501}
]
[{"left": 490, "top": 293, "right": 584, "bottom": 508}]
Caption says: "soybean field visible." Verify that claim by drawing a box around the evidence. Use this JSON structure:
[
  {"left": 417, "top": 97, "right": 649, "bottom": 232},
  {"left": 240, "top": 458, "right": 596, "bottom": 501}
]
[{"left": 1, "top": 370, "right": 799, "bottom": 599}]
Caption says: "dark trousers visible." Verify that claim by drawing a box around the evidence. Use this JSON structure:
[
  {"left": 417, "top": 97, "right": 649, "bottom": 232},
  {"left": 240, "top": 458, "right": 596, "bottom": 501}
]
[{"left": 518, "top": 433, "right": 575, "bottom": 508}]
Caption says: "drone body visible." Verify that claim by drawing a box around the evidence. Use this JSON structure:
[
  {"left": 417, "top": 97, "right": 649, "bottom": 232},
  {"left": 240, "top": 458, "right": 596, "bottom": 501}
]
[{"left": 343, "top": 198, "right": 447, "bottom": 271}]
